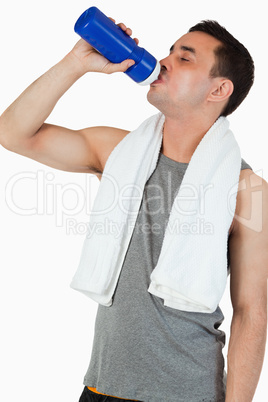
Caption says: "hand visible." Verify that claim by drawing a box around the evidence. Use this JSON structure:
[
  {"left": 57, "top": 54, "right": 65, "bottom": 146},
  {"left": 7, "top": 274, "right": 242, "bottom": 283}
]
[{"left": 69, "top": 18, "right": 139, "bottom": 75}]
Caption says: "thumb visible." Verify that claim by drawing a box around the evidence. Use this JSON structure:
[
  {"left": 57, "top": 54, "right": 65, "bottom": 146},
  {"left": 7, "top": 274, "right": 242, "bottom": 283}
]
[
  {"left": 121, "top": 59, "right": 136, "bottom": 72},
  {"left": 106, "top": 59, "right": 135, "bottom": 74}
]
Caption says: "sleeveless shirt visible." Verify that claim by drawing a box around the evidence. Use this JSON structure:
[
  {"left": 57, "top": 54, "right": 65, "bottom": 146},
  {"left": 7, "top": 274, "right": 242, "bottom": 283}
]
[{"left": 83, "top": 153, "right": 252, "bottom": 402}]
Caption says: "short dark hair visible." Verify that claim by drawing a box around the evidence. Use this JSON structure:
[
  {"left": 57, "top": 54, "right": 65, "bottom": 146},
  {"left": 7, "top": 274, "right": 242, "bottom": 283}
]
[{"left": 189, "top": 20, "right": 254, "bottom": 117}]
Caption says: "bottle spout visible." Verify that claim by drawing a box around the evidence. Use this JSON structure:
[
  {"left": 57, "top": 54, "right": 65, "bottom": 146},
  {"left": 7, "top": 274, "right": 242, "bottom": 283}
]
[{"left": 138, "top": 61, "right": 161, "bottom": 86}]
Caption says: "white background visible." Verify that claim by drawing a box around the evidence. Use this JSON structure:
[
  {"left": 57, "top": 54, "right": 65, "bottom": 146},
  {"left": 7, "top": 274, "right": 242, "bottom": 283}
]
[{"left": 0, "top": 0, "right": 267, "bottom": 401}]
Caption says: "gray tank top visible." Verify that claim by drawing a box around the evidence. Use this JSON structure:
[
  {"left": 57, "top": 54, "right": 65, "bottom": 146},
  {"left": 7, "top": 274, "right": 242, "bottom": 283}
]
[{"left": 83, "top": 154, "right": 252, "bottom": 402}]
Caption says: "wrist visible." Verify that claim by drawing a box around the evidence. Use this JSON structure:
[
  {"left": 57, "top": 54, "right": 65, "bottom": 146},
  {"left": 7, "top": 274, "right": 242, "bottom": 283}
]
[{"left": 63, "top": 50, "right": 88, "bottom": 79}]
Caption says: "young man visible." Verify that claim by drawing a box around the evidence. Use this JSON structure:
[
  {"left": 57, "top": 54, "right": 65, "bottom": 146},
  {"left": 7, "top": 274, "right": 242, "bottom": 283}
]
[{"left": 0, "top": 18, "right": 267, "bottom": 402}]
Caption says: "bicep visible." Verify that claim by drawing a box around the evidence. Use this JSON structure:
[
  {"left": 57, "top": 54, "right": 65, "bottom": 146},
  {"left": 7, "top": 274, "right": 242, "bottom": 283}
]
[
  {"left": 229, "top": 174, "right": 268, "bottom": 317},
  {"left": 229, "top": 226, "right": 268, "bottom": 316},
  {"left": 10, "top": 123, "right": 129, "bottom": 174}
]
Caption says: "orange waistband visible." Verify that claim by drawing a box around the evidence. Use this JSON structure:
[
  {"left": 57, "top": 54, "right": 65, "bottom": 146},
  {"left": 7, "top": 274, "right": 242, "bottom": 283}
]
[{"left": 87, "top": 387, "right": 138, "bottom": 401}]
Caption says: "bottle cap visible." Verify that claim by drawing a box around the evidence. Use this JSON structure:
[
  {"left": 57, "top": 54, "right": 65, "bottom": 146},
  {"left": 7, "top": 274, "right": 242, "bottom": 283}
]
[{"left": 138, "top": 61, "right": 161, "bottom": 86}]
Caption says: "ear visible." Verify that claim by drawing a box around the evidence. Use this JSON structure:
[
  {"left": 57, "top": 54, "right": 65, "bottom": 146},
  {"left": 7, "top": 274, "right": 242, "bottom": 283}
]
[{"left": 207, "top": 79, "right": 234, "bottom": 103}]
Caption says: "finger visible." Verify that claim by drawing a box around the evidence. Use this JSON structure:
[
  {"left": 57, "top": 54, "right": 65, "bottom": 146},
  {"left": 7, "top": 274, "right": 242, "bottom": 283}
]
[
  {"left": 122, "top": 59, "right": 136, "bottom": 71},
  {"left": 108, "top": 18, "right": 137, "bottom": 43},
  {"left": 105, "top": 59, "right": 135, "bottom": 74},
  {"left": 117, "top": 23, "right": 133, "bottom": 36},
  {"left": 117, "top": 22, "right": 127, "bottom": 31},
  {"left": 125, "top": 27, "right": 132, "bottom": 36}
]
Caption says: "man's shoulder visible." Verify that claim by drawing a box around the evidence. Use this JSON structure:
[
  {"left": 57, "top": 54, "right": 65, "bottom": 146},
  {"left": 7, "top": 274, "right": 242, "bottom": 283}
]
[
  {"left": 230, "top": 169, "right": 268, "bottom": 235},
  {"left": 88, "top": 127, "right": 130, "bottom": 178}
]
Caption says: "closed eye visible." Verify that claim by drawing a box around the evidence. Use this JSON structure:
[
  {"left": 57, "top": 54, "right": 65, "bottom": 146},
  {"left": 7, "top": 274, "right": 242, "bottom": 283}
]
[{"left": 181, "top": 58, "right": 190, "bottom": 62}]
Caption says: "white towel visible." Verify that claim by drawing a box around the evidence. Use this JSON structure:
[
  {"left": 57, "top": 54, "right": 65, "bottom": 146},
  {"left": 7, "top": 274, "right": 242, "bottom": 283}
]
[{"left": 70, "top": 112, "right": 241, "bottom": 313}]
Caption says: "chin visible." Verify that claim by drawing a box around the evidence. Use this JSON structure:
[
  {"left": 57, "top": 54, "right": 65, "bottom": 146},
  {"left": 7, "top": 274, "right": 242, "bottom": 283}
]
[
  {"left": 147, "top": 92, "right": 168, "bottom": 115},
  {"left": 147, "top": 91, "right": 162, "bottom": 108}
]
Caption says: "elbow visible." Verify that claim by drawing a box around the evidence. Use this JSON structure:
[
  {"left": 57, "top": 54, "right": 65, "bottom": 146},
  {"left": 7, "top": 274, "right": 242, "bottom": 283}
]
[
  {"left": 0, "top": 130, "right": 9, "bottom": 150},
  {"left": 231, "top": 307, "right": 267, "bottom": 333},
  {"left": 0, "top": 109, "right": 22, "bottom": 151},
  {"left": 0, "top": 116, "right": 11, "bottom": 150},
  {"left": 0, "top": 132, "right": 14, "bottom": 151},
  {"left": 0, "top": 119, "right": 21, "bottom": 152}
]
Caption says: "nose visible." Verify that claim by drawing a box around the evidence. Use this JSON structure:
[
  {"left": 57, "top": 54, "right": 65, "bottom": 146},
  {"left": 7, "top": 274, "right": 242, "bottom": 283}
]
[
  {"left": 160, "top": 64, "right": 168, "bottom": 74},
  {"left": 160, "top": 54, "right": 172, "bottom": 72}
]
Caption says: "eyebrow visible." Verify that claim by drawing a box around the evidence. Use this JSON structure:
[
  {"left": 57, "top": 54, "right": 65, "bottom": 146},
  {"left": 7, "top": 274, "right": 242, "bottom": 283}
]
[{"left": 169, "top": 44, "right": 196, "bottom": 55}]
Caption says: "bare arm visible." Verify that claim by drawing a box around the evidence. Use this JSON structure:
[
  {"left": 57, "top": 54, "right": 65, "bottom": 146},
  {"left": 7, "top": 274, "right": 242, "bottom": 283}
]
[
  {"left": 0, "top": 22, "right": 137, "bottom": 175},
  {"left": 226, "top": 170, "right": 268, "bottom": 401}
]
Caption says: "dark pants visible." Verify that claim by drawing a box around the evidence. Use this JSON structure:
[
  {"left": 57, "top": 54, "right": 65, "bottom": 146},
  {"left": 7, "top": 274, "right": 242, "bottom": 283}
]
[{"left": 79, "top": 386, "right": 141, "bottom": 402}]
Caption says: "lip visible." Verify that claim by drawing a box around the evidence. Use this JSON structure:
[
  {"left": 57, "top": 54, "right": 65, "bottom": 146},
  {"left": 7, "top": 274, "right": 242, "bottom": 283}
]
[{"left": 151, "top": 73, "right": 164, "bottom": 85}]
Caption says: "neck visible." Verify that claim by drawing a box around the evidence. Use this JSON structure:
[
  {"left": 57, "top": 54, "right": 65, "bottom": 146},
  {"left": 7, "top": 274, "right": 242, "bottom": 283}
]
[{"left": 161, "top": 114, "right": 218, "bottom": 163}]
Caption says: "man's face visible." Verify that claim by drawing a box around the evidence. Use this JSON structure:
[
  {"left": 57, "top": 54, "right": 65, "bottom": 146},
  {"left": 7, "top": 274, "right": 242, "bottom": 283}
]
[{"left": 147, "top": 31, "right": 223, "bottom": 117}]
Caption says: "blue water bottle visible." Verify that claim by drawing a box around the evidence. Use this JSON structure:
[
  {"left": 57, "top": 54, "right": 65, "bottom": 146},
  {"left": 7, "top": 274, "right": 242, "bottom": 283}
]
[{"left": 74, "top": 6, "right": 160, "bottom": 85}]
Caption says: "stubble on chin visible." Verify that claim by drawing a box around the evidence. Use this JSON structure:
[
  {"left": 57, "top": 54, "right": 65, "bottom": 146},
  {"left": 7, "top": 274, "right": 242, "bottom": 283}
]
[{"left": 147, "top": 89, "right": 170, "bottom": 114}]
